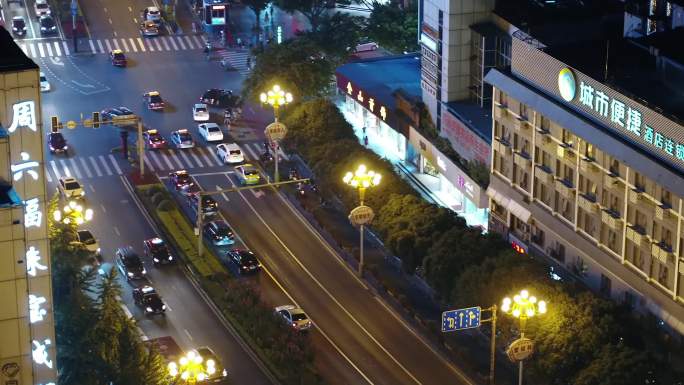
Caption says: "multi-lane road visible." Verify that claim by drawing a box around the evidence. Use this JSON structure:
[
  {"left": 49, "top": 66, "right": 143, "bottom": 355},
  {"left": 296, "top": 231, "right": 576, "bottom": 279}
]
[{"left": 14, "top": 0, "right": 478, "bottom": 383}]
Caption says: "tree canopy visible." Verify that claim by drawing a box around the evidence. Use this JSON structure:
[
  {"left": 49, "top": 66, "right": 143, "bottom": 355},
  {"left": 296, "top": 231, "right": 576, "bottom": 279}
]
[{"left": 366, "top": 1, "right": 419, "bottom": 53}]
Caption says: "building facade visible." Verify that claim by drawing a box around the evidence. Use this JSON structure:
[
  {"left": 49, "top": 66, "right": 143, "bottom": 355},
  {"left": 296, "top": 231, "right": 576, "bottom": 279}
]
[
  {"left": 0, "top": 30, "right": 57, "bottom": 385},
  {"left": 485, "top": 36, "right": 684, "bottom": 333}
]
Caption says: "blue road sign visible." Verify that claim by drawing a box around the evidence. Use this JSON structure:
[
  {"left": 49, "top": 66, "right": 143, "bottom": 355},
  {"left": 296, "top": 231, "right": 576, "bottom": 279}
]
[{"left": 441, "top": 306, "right": 481, "bottom": 332}]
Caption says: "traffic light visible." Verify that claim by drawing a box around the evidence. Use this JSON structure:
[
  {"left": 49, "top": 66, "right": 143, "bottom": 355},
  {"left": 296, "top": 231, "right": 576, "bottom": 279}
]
[
  {"left": 92, "top": 112, "right": 100, "bottom": 128},
  {"left": 50, "top": 116, "right": 59, "bottom": 132}
]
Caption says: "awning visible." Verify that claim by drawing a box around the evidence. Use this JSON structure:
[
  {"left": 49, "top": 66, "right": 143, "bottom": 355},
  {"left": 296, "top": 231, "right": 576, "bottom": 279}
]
[{"left": 486, "top": 186, "right": 532, "bottom": 223}]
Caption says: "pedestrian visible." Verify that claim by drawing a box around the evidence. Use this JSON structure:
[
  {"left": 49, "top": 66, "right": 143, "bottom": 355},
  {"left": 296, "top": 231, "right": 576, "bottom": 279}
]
[
  {"left": 362, "top": 126, "right": 366, "bottom": 134},
  {"left": 236, "top": 37, "right": 242, "bottom": 47},
  {"left": 246, "top": 57, "right": 251, "bottom": 68},
  {"left": 363, "top": 135, "right": 369, "bottom": 147}
]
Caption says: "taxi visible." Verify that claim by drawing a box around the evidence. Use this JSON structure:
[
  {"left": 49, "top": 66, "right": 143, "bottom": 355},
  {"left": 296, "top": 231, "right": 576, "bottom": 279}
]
[
  {"left": 143, "top": 129, "right": 166, "bottom": 149},
  {"left": 235, "top": 163, "right": 261, "bottom": 185},
  {"left": 110, "top": 49, "right": 127, "bottom": 67},
  {"left": 143, "top": 91, "right": 165, "bottom": 111}
]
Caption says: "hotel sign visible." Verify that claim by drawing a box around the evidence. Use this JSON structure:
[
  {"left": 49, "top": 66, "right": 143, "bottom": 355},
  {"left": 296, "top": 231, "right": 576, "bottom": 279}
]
[
  {"left": 336, "top": 76, "right": 389, "bottom": 124},
  {"left": 511, "top": 38, "right": 684, "bottom": 172}
]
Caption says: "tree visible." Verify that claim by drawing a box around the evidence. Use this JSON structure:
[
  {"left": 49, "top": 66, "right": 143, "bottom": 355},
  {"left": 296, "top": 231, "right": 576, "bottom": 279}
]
[
  {"left": 243, "top": 38, "right": 334, "bottom": 101},
  {"left": 141, "top": 347, "right": 170, "bottom": 385},
  {"left": 93, "top": 269, "right": 124, "bottom": 382},
  {"left": 572, "top": 344, "right": 654, "bottom": 385},
  {"left": 366, "top": 1, "right": 419, "bottom": 53},
  {"left": 274, "top": 0, "right": 338, "bottom": 32},
  {"left": 303, "top": 12, "right": 365, "bottom": 63},
  {"left": 243, "top": 0, "right": 271, "bottom": 44}
]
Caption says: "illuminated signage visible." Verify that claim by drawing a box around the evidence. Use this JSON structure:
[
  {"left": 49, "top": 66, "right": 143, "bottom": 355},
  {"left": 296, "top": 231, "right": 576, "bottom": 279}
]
[
  {"left": 380, "top": 106, "right": 387, "bottom": 121},
  {"left": 7, "top": 100, "right": 37, "bottom": 133},
  {"left": 346, "top": 82, "right": 353, "bottom": 95},
  {"left": 29, "top": 294, "right": 48, "bottom": 323},
  {"left": 557, "top": 68, "right": 576, "bottom": 102},
  {"left": 340, "top": 79, "right": 388, "bottom": 122},
  {"left": 26, "top": 246, "right": 47, "bottom": 276},
  {"left": 11, "top": 151, "right": 39, "bottom": 181},
  {"left": 420, "top": 33, "right": 438, "bottom": 52},
  {"left": 32, "top": 339, "right": 53, "bottom": 369},
  {"left": 368, "top": 98, "right": 375, "bottom": 112},
  {"left": 512, "top": 241, "right": 527, "bottom": 254},
  {"left": 24, "top": 198, "right": 42, "bottom": 228}
]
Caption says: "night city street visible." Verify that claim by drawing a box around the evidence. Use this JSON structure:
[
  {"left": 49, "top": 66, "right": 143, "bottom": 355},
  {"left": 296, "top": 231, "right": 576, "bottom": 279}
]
[{"left": 2, "top": 0, "right": 684, "bottom": 385}]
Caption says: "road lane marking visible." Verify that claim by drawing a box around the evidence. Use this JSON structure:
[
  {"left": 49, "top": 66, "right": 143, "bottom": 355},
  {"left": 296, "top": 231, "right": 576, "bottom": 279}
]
[
  {"left": 89, "top": 184, "right": 96, "bottom": 193},
  {"left": 108, "top": 18, "right": 112, "bottom": 24},
  {"left": 199, "top": 147, "right": 217, "bottom": 166},
  {"left": 169, "top": 151, "right": 184, "bottom": 169},
  {"left": 178, "top": 150, "right": 194, "bottom": 167},
  {"left": 160, "top": 151, "right": 175, "bottom": 169},
  {"left": 44, "top": 167, "right": 52, "bottom": 183},
  {"left": 153, "top": 38, "right": 162, "bottom": 51},
  {"left": 184, "top": 328, "right": 193, "bottom": 341},
  {"left": 29, "top": 43, "right": 36, "bottom": 57},
  {"left": 133, "top": 17, "right": 138, "bottom": 24},
  {"left": 104, "top": 39, "right": 112, "bottom": 52},
  {"left": 68, "top": 158, "right": 82, "bottom": 178},
  {"left": 98, "top": 155, "right": 112, "bottom": 175},
  {"left": 53, "top": 42, "right": 61, "bottom": 56},
  {"left": 242, "top": 142, "right": 258, "bottom": 160},
  {"left": 128, "top": 6, "right": 132, "bottom": 11},
  {"left": 62, "top": 41, "right": 70, "bottom": 55},
  {"left": 148, "top": 151, "right": 165, "bottom": 170},
  {"left": 20, "top": 43, "right": 28, "bottom": 56},
  {"left": 113, "top": 31, "right": 118, "bottom": 37},
  {"left": 128, "top": 38, "right": 138, "bottom": 52},
  {"left": 50, "top": 161, "right": 61, "bottom": 179},
  {"left": 114, "top": 226, "right": 120, "bottom": 236},
  {"left": 60, "top": 160, "right": 72, "bottom": 177},
  {"left": 103, "top": 7, "right": 108, "bottom": 12},
  {"left": 192, "top": 35, "right": 203, "bottom": 47},
  {"left": 89, "top": 157, "right": 103, "bottom": 177},
  {"left": 100, "top": 204, "right": 107, "bottom": 213},
  {"left": 96, "top": 39, "right": 104, "bottom": 53},
  {"left": 189, "top": 150, "right": 203, "bottom": 167},
  {"left": 136, "top": 37, "right": 146, "bottom": 52},
  {"left": 146, "top": 39, "right": 155, "bottom": 52},
  {"left": 108, "top": 154, "right": 123, "bottom": 174},
  {"left": 216, "top": 185, "right": 229, "bottom": 201},
  {"left": 37, "top": 43, "right": 45, "bottom": 57},
  {"left": 183, "top": 35, "right": 195, "bottom": 49},
  {"left": 167, "top": 35, "right": 178, "bottom": 50},
  {"left": 227, "top": 175, "right": 423, "bottom": 385},
  {"left": 45, "top": 42, "right": 53, "bottom": 56},
  {"left": 160, "top": 36, "right": 170, "bottom": 50},
  {"left": 175, "top": 36, "right": 186, "bottom": 50},
  {"left": 120, "top": 38, "right": 129, "bottom": 51},
  {"left": 78, "top": 158, "right": 92, "bottom": 178},
  {"left": 260, "top": 256, "right": 374, "bottom": 385},
  {"left": 144, "top": 154, "right": 155, "bottom": 171},
  {"left": 112, "top": 39, "right": 120, "bottom": 50}
]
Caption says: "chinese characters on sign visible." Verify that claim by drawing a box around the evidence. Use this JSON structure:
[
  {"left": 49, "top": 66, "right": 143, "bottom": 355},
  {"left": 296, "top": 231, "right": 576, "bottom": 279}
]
[
  {"left": 24, "top": 198, "right": 42, "bottom": 228},
  {"left": 343, "top": 81, "right": 388, "bottom": 122},
  {"left": 7, "top": 101, "right": 37, "bottom": 133},
  {"left": 578, "top": 81, "right": 684, "bottom": 162},
  {"left": 26, "top": 246, "right": 47, "bottom": 277},
  {"left": 29, "top": 294, "right": 47, "bottom": 323},
  {"left": 32, "top": 339, "right": 53, "bottom": 369},
  {"left": 11, "top": 151, "right": 39, "bottom": 181}
]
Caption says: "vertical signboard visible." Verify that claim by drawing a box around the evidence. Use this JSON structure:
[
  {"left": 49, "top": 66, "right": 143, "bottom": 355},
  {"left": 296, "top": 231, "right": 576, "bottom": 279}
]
[{"left": 0, "top": 69, "right": 56, "bottom": 385}]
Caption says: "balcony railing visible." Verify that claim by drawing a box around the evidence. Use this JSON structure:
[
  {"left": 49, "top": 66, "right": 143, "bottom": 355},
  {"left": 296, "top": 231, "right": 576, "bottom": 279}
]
[
  {"left": 626, "top": 224, "right": 649, "bottom": 245},
  {"left": 601, "top": 209, "right": 623, "bottom": 231},
  {"left": 555, "top": 178, "right": 575, "bottom": 199},
  {"left": 578, "top": 193, "right": 599, "bottom": 213},
  {"left": 651, "top": 241, "right": 673, "bottom": 264}
]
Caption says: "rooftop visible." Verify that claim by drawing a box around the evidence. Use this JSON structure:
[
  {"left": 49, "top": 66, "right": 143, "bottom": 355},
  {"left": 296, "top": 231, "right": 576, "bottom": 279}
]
[
  {"left": 0, "top": 27, "right": 37, "bottom": 72},
  {"left": 335, "top": 54, "right": 421, "bottom": 111},
  {"left": 494, "top": 0, "right": 624, "bottom": 47},
  {"left": 444, "top": 101, "right": 492, "bottom": 143}
]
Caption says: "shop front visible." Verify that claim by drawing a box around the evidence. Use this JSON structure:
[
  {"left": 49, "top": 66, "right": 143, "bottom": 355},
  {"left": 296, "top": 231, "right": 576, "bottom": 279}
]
[{"left": 408, "top": 126, "right": 490, "bottom": 229}]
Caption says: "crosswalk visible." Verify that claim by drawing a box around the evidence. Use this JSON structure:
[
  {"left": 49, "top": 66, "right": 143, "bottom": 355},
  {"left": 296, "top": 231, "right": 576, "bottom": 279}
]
[
  {"left": 17, "top": 35, "right": 207, "bottom": 59},
  {"left": 215, "top": 49, "right": 251, "bottom": 75},
  {"left": 44, "top": 142, "right": 271, "bottom": 183}
]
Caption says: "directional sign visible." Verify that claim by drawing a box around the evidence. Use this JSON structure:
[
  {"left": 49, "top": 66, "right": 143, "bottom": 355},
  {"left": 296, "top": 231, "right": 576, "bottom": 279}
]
[{"left": 441, "top": 306, "right": 481, "bottom": 332}]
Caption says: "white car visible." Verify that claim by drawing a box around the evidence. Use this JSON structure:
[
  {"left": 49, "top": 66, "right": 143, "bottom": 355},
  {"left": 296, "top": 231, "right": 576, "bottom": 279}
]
[
  {"left": 355, "top": 41, "right": 378, "bottom": 53},
  {"left": 198, "top": 123, "right": 223, "bottom": 142},
  {"left": 39, "top": 72, "right": 50, "bottom": 92},
  {"left": 216, "top": 143, "right": 244, "bottom": 164},
  {"left": 34, "top": 0, "right": 51, "bottom": 18},
  {"left": 192, "top": 103, "right": 210, "bottom": 122},
  {"left": 75, "top": 229, "right": 101, "bottom": 255},
  {"left": 143, "top": 6, "right": 161, "bottom": 23},
  {"left": 274, "top": 305, "right": 313, "bottom": 331},
  {"left": 59, "top": 177, "right": 85, "bottom": 199}
]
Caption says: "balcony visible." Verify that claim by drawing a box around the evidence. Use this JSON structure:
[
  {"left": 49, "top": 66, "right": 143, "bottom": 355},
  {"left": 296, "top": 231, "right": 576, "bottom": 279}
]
[
  {"left": 626, "top": 224, "right": 649, "bottom": 245},
  {"left": 651, "top": 241, "right": 674, "bottom": 264},
  {"left": 494, "top": 102, "right": 508, "bottom": 120},
  {"left": 605, "top": 171, "right": 623, "bottom": 186},
  {"left": 601, "top": 209, "right": 623, "bottom": 231},
  {"left": 514, "top": 151, "right": 532, "bottom": 169},
  {"left": 578, "top": 193, "right": 599, "bottom": 214},
  {"left": 493, "top": 137, "right": 512, "bottom": 155},
  {"left": 655, "top": 204, "right": 675, "bottom": 221},
  {"left": 628, "top": 188, "right": 644, "bottom": 204},
  {"left": 535, "top": 165, "right": 554, "bottom": 185},
  {"left": 515, "top": 116, "right": 531, "bottom": 131},
  {"left": 555, "top": 178, "right": 575, "bottom": 200},
  {"left": 579, "top": 158, "right": 599, "bottom": 174}
]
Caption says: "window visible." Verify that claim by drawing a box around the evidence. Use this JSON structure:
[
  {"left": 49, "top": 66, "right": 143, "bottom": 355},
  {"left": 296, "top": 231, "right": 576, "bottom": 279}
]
[
  {"left": 540, "top": 116, "right": 550, "bottom": 132},
  {"left": 520, "top": 170, "right": 529, "bottom": 190},
  {"left": 562, "top": 129, "right": 574, "bottom": 146},
  {"left": 600, "top": 274, "right": 612, "bottom": 297},
  {"left": 498, "top": 89, "right": 508, "bottom": 106},
  {"left": 634, "top": 172, "right": 645, "bottom": 192},
  {"left": 531, "top": 226, "right": 545, "bottom": 246},
  {"left": 661, "top": 188, "right": 672, "bottom": 207},
  {"left": 491, "top": 200, "right": 506, "bottom": 218},
  {"left": 624, "top": 291, "right": 635, "bottom": 309},
  {"left": 659, "top": 264, "right": 669, "bottom": 287},
  {"left": 610, "top": 158, "right": 620, "bottom": 176},
  {"left": 519, "top": 103, "right": 528, "bottom": 120},
  {"left": 584, "top": 142, "right": 595, "bottom": 160}
]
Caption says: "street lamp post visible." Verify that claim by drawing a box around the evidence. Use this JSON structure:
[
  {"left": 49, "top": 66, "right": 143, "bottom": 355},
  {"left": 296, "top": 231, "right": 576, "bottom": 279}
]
[
  {"left": 260, "top": 85, "right": 293, "bottom": 183},
  {"left": 343, "top": 164, "right": 381, "bottom": 276},
  {"left": 52, "top": 200, "right": 94, "bottom": 225},
  {"left": 168, "top": 350, "right": 216, "bottom": 384},
  {"left": 501, "top": 289, "right": 547, "bottom": 385}
]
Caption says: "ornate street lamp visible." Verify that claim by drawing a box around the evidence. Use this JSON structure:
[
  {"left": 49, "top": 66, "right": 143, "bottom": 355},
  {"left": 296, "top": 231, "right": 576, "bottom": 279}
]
[
  {"left": 260, "top": 85, "right": 293, "bottom": 183},
  {"left": 52, "top": 200, "right": 93, "bottom": 225},
  {"left": 167, "top": 350, "right": 216, "bottom": 384},
  {"left": 501, "top": 289, "right": 547, "bottom": 385},
  {"left": 343, "top": 164, "right": 381, "bottom": 276}
]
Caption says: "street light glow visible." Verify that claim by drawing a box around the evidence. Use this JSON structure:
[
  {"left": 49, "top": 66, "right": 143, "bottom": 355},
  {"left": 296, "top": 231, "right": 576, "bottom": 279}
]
[
  {"left": 168, "top": 350, "right": 215, "bottom": 383},
  {"left": 259, "top": 85, "right": 293, "bottom": 109},
  {"left": 501, "top": 289, "right": 547, "bottom": 320}
]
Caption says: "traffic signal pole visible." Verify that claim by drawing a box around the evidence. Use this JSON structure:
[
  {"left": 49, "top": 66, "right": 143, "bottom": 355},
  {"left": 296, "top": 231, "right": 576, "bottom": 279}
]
[{"left": 137, "top": 120, "right": 144, "bottom": 176}]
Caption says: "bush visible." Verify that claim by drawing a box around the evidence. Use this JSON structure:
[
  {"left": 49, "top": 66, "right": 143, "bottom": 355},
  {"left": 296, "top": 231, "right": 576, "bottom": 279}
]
[
  {"left": 156, "top": 199, "right": 173, "bottom": 212},
  {"left": 151, "top": 192, "right": 166, "bottom": 206}
]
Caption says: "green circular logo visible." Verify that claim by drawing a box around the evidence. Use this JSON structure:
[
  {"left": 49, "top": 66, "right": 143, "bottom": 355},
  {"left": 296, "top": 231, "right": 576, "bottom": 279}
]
[{"left": 558, "top": 68, "right": 576, "bottom": 102}]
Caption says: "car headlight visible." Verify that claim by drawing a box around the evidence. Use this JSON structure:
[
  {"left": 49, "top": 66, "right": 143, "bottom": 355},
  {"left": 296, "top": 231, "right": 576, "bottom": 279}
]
[
  {"left": 63, "top": 145, "right": 68, "bottom": 150},
  {"left": 168, "top": 256, "right": 173, "bottom": 260},
  {"left": 49, "top": 145, "right": 54, "bottom": 150},
  {"left": 146, "top": 307, "right": 153, "bottom": 312},
  {"left": 153, "top": 258, "right": 159, "bottom": 262},
  {"left": 142, "top": 268, "right": 147, "bottom": 274},
  {"left": 96, "top": 247, "right": 101, "bottom": 253},
  {"left": 127, "top": 272, "right": 134, "bottom": 277},
  {"left": 80, "top": 191, "right": 85, "bottom": 196},
  {"left": 162, "top": 304, "right": 166, "bottom": 310}
]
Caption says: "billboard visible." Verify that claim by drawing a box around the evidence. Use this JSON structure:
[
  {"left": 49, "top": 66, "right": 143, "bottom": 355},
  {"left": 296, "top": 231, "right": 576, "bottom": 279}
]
[{"left": 441, "top": 109, "right": 491, "bottom": 166}]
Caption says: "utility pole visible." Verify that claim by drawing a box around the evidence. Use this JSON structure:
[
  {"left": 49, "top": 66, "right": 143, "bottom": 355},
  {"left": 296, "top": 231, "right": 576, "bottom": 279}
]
[
  {"left": 196, "top": 192, "right": 203, "bottom": 257},
  {"left": 71, "top": 0, "right": 78, "bottom": 53}
]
